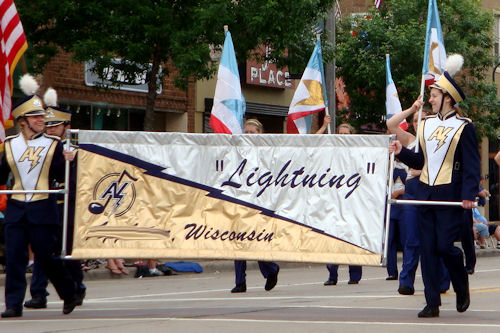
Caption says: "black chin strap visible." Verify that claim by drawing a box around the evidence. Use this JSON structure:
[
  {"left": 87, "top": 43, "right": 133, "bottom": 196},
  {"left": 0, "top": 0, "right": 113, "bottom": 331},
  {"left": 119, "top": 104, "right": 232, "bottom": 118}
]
[{"left": 439, "top": 94, "right": 445, "bottom": 116}]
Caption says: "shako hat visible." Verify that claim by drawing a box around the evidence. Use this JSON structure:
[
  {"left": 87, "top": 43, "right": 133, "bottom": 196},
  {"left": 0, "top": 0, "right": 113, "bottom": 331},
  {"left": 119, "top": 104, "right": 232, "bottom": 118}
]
[
  {"left": 430, "top": 54, "right": 466, "bottom": 105},
  {"left": 43, "top": 87, "right": 71, "bottom": 127},
  {"left": 12, "top": 74, "right": 45, "bottom": 120}
]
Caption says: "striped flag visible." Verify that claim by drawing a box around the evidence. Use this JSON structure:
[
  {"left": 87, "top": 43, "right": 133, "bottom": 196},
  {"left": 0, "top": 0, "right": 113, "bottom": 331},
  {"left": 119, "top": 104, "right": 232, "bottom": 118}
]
[
  {"left": 287, "top": 36, "right": 327, "bottom": 134},
  {"left": 422, "top": 0, "right": 446, "bottom": 86},
  {"left": 0, "top": 0, "right": 27, "bottom": 141},
  {"left": 374, "top": 0, "right": 383, "bottom": 9},
  {"left": 209, "top": 27, "right": 245, "bottom": 134},
  {"left": 385, "top": 55, "right": 407, "bottom": 130}
]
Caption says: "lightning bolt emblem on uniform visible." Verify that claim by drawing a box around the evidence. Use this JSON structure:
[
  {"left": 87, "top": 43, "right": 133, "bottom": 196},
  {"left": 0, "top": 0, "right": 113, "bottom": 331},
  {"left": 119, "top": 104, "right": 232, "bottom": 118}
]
[
  {"left": 18, "top": 147, "right": 45, "bottom": 173},
  {"left": 428, "top": 126, "right": 453, "bottom": 152}
]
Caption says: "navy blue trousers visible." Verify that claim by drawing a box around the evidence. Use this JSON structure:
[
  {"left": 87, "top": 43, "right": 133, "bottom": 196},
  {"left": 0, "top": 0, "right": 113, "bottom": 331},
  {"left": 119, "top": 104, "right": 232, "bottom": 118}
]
[
  {"left": 31, "top": 258, "right": 85, "bottom": 298},
  {"left": 234, "top": 260, "right": 279, "bottom": 285},
  {"left": 418, "top": 206, "right": 468, "bottom": 307},
  {"left": 4, "top": 221, "right": 75, "bottom": 311},
  {"left": 326, "top": 264, "right": 362, "bottom": 282},
  {"left": 386, "top": 216, "right": 402, "bottom": 278}
]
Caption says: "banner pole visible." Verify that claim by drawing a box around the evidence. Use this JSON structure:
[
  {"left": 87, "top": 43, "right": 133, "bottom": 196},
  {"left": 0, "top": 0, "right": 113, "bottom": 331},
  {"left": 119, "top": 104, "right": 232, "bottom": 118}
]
[
  {"left": 392, "top": 199, "right": 473, "bottom": 207},
  {"left": 382, "top": 136, "right": 396, "bottom": 266},
  {"left": 61, "top": 130, "right": 71, "bottom": 257}
]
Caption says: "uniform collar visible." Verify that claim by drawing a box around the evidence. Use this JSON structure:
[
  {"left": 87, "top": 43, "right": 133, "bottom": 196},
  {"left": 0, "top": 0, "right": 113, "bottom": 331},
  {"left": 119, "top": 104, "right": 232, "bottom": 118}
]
[
  {"left": 31, "top": 132, "right": 44, "bottom": 140},
  {"left": 437, "top": 109, "right": 456, "bottom": 120}
]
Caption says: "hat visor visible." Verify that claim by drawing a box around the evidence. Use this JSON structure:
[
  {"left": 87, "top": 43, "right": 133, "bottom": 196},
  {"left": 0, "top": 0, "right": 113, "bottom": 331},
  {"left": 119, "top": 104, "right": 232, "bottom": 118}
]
[
  {"left": 23, "top": 110, "right": 46, "bottom": 117},
  {"left": 45, "top": 121, "right": 64, "bottom": 127}
]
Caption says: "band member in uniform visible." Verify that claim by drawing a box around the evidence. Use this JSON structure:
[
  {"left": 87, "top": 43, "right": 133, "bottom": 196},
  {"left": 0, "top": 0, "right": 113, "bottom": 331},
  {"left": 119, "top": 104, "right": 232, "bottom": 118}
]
[
  {"left": 389, "top": 55, "right": 480, "bottom": 317},
  {"left": 324, "top": 123, "right": 362, "bottom": 285},
  {"left": 24, "top": 88, "right": 86, "bottom": 309},
  {"left": 0, "top": 75, "right": 78, "bottom": 318},
  {"left": 231, "top": 119, "right": 280, "bottom": 293}
]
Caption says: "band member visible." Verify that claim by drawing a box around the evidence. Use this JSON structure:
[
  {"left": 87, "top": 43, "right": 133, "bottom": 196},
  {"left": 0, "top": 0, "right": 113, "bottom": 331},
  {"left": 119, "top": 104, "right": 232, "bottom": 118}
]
[
  {"left": 231, "top": 119, "right": 280, "bottom": 293},
  {"left": 389, "top": 55, "right": 480, "bottom": 318},
  {"left": 24, "top": 88, "right": 86, "bottom": 310},
  {"left": 1, "top": 75, "right": 78, "bottom": 318}
]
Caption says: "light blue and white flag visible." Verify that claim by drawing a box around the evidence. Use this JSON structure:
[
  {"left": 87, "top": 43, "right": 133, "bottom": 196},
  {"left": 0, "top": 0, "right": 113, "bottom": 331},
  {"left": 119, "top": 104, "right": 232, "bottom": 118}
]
[
  {"left": 385, "top": 55, "right": 407, "bottom": 130},
  {"left": 210, "top": 28, "right": 245, "bottom": 134},
  {"left": 287, "top": 36, "right": 327, "bottom": 134},
  {"left": 422, "top": 0, "right": 446, "bottom": 86}
]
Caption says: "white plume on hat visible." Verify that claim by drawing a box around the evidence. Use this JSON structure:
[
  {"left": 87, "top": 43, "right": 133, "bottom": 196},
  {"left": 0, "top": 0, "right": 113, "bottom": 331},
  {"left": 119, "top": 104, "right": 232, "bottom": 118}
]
[
  {"left": 43, "top": 87, "right": 58, "bottom": 107},
  {"left": 19, "top": 74, "right": 39, "bottom": 96},
  {"left": 445, "top": 54, "right": 464, "bottom": 77}
]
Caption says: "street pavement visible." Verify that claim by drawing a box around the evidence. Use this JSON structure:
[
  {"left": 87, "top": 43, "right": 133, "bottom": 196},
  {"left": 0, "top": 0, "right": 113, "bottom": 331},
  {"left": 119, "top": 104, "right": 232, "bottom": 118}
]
[{"left": 1, "top": 248, "right": 500, "bottom": 332}]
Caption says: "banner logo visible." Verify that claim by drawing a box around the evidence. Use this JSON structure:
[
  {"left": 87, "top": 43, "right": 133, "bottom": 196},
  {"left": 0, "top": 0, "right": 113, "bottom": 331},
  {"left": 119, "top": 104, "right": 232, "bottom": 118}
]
[{"left": 89, "top": 170, "right": 138, "bottom": 217}]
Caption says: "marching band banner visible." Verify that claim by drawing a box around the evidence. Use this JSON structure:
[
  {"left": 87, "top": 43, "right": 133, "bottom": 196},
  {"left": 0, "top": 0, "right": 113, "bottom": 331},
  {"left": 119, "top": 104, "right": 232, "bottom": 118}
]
[{"left": 71, "top": 131, "right": 391, "bottom": 266}]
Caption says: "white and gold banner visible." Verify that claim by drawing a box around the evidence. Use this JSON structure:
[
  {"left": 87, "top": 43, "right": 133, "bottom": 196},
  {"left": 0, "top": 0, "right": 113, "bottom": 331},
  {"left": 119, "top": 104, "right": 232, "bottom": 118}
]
[{"left": 71, "top": 131, "right": 391, "bottom": 266}]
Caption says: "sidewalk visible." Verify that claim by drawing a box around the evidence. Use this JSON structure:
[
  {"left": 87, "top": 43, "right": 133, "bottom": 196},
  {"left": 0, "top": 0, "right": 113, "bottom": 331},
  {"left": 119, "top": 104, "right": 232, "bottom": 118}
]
[{"left": 1, "top": 246, "right": 499, "bottom": 285}]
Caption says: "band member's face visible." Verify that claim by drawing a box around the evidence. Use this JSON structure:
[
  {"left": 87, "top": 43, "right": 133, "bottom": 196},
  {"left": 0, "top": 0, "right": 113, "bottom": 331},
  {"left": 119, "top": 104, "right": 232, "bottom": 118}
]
[
  {"left": 412, "top": 111, "right": 428, "bottom": 129},
  {"left": 337, "top": 127, "right": 352, "bottom": 135},
  {"left": 45, "top": 123, "right": 66, "bottom": 138},
  {"left": 244, "top": 124, "right": 261, "bottom": 134},
  {"left": 428, "top": 88, "right": 443, "bottom": 113},
  {"left": 26, "top": 115, "right": 46, "bottom": 133}
]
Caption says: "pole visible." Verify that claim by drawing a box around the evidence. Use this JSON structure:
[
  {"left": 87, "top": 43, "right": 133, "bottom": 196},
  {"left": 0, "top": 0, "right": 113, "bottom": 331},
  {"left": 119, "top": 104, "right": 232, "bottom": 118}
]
[
  {"left": 383, "top": 144, "right": 396, "bottom": 266},
  {"left": 392, "top": 199, "right": 476, "bottom": 207},
  {"left": 325, "top": 2, "right": 336, "bottom": 134},
  {"left": 415, "top": 75, "right": 425, "bottom": 153},
  {"left": 61, "top": 130, "right": 72, "bottom": 257}
]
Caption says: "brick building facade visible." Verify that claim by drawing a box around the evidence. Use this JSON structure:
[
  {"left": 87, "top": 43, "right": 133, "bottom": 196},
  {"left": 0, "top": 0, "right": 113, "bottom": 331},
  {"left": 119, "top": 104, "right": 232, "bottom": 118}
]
[{"left": 33, "top": 52, "right": 197, "bottom": 133}]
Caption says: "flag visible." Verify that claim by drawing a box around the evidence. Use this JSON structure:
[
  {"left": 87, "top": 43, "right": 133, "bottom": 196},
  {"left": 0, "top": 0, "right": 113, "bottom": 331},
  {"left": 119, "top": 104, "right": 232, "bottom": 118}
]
[
  {"left": 0, "top": 0, "right": 27, "bottom": 141},
  {"left": 374, "top": 0, "right": 382, "bottom": 9},
  {"left": 422, "top": 0, "right": 446, "bottom": 86},
  {"left": 287, "top": 36, "right": 327, "bottom": 134},
  {"left": 385, "top": 55, "right": 407, "bottom": 131},
  {"left": 209, "top": 28, "right": 245, "bottom": 134}
]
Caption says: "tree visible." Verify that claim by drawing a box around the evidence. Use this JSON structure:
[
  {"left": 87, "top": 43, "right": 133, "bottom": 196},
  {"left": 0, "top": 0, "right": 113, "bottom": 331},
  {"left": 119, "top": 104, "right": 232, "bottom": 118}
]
[
  {"left": 16, "top": 0, "right": 335, "bottom": 131},
  {"left": 335, "top": 0, "right": 499, "bottom": 139}
]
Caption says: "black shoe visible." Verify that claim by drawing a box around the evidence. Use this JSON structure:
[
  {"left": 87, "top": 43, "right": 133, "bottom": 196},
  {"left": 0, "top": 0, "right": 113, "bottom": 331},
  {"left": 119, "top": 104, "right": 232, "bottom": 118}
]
[
  {"left": 466, "top": 268, "right": 474, "bottom": 275},
  {"left": 398, "top": 286, "right": 415, "bottom": 295},
  {"left": 418, "top": 305, "right": 439, "bottom": 318},
  {"left": 75, "top": 290, "right": 86, "bottom": 306},
  {"left": 324, "top": 279, "right": 337, "bottom": 286},
  {"left": 265, "top": 267, "right": 279, "bottom": 291},
  {"left": 386, "top": 275, "right": 398, "bottom": 281},
  {"left": 348, "top": 280, "right": 359, "bottom": 284},
  {"left": 231, "top": 283, "right": 246, "bottom": 293},
  {"left": 63, "top": 296, "right": 79, "bottom": 315},
  {"left": 456, "top": 289, "right": 470, "bottom": 313},
  {"left": 24, "top": 297, "right": 47, "bottom": 309},
  {"left": 1, "top": 308, "right": 22, "bottom": 318}
]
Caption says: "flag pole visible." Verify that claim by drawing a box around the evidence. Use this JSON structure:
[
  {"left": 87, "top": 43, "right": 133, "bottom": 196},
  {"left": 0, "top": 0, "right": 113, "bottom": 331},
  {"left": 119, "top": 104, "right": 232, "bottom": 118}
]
[
  {"left": 415, "top": 75, "right": 425, "bottom": 153},
  {"left": 318, "top": 33, "right": 332, "bottom": 134}
]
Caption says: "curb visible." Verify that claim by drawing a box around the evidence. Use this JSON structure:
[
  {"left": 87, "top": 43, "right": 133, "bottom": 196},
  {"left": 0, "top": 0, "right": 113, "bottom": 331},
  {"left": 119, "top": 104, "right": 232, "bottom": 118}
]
[{"left": 1, "top": 248, "right": 499, "bottom": 286}]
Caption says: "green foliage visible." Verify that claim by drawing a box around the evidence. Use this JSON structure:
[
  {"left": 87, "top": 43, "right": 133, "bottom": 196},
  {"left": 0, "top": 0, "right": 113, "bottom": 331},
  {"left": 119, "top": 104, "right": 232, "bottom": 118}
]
[
  {"left": 335, "top": 0, "right": 499, "bottom": 139},
  {"left": 16, "top": 0, "right": 335, "bottom": 130}
]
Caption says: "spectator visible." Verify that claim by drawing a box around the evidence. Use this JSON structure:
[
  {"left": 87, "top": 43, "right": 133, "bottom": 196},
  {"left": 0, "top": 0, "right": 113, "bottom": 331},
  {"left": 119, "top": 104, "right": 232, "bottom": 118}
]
[{"left": 472, "top": 208, "right": 500, "bottom": 249}]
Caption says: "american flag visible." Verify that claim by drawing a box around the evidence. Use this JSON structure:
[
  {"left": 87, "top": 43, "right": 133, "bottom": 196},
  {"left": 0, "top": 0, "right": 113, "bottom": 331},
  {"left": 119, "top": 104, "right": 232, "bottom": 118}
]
[
  {"left": 0, "top": 0, "right": 27, "bottom": 141},
  {"left": 374, "top": 0, "right": 382, "bottom": 9}
]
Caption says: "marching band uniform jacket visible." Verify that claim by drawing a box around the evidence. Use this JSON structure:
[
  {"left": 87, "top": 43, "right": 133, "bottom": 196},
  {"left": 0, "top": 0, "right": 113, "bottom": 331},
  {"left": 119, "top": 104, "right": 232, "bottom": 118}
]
[
  {"left": 396, "top": 111, "right": 480, "bottom": 203},
  {"left": 0, "top": 132, "right": 65, "bottom": 225}
]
